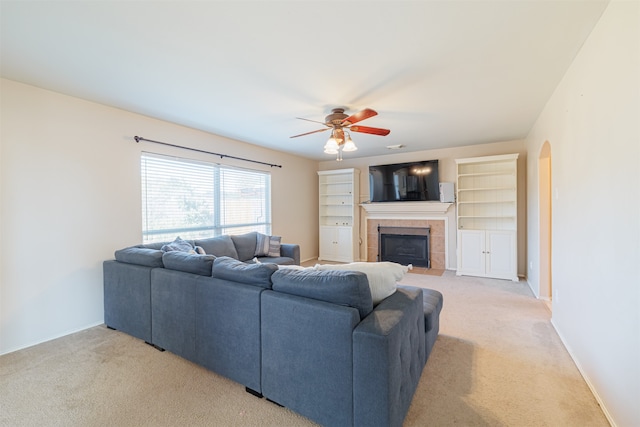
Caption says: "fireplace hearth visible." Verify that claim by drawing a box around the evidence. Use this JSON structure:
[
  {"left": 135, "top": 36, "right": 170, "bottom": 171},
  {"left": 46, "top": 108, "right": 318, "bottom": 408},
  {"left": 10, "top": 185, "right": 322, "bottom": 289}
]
[{"left": 378, "top": 226, "right": 430, "bottom": 268}]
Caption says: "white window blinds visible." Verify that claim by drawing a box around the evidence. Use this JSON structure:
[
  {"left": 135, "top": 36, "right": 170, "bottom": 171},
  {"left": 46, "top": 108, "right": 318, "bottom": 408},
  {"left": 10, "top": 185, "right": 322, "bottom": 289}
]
[{"left": 141, "top": 153, "right": 271, "bottom": 243}]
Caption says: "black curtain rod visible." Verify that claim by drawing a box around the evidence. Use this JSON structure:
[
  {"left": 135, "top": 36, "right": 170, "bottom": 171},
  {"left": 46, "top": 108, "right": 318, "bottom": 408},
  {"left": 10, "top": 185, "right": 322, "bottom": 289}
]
[{"left": 134, "top": 136, "right": 282, "bottom": 168}]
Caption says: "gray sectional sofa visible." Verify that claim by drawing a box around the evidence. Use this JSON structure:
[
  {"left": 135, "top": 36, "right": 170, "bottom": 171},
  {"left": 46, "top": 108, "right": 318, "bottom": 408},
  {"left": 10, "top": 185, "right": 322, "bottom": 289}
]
[{"left": 103, "top": 232, "right": 443, "bottom": 427}]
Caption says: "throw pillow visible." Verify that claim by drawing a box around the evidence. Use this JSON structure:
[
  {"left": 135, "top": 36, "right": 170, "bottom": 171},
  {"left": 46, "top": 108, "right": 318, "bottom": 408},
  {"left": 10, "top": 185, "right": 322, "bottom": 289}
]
[
  {"left": 255, "top": 233, "right": 282, "bottom": 257},
  {"left": 314, "top": 261, "right": 410, "bottom": 304},
  {"left": 255, "top": 233, "right": 270, "bottom": 257},
  {"left": 161, "top": 236, "right": 194, "bottom": 253},
  {"left": 268, "top": 235, "right": 281, "bottom": 257}
]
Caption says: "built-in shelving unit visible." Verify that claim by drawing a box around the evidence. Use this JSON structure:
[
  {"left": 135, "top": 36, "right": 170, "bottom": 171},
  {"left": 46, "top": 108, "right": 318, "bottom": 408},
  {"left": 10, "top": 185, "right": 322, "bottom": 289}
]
[
  {"left": 318, "top": 168, "right": 360, "bottom": 262},
  {"left": 455, "top": 154, "right": 518, "bottom": 281}
]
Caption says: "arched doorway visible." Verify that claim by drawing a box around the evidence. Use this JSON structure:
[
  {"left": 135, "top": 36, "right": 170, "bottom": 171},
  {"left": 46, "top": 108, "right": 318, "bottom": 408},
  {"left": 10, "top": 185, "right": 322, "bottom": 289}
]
[{"left": 539, "top": 142, "right": 552, "bottom": 308}]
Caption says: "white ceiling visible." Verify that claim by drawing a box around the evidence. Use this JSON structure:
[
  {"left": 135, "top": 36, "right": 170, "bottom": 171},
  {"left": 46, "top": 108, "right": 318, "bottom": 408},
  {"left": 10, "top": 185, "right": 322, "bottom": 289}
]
[{"left": 1, "top": 1, "right": 608, "bottom": 161}]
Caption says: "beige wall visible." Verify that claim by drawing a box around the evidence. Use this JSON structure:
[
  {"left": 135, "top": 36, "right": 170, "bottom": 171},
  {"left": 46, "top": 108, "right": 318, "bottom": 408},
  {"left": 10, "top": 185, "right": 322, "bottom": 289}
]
[
  {"left": 525, "top": 1, "right": 639, "bottom": 425},
  {"left": 318, "top": 140, "right": 527, "bottom": 273},
  {"left": 0, "top": 78, "right": 318, "bottom": 354}
]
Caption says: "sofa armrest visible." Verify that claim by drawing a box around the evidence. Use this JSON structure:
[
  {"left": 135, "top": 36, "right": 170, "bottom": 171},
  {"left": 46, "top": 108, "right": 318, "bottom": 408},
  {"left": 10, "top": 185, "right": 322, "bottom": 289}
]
[
  {"left": 103, "top": 260, "right": 153, "bottom": 343},
  {"left": 352, "top": 287, "right": 426, "bottom": 427},
  {"left": 279, "top": 243, "right": 300, "bottom": 265}
]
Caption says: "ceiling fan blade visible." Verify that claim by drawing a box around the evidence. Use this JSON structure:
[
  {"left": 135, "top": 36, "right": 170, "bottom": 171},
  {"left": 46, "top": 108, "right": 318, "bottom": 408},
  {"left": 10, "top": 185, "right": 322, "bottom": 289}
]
[
  {"left": 296, "top": 117, "right": 328, "bottom": 125},
  {"left": 342, "top": 108, "right": 377, "bottom": 125},
  {"left": 290, "top": 128, "right": 330, "bottom": 138},
  {"left": 349, "top": 125, "right": 391, "bottom": 136}
]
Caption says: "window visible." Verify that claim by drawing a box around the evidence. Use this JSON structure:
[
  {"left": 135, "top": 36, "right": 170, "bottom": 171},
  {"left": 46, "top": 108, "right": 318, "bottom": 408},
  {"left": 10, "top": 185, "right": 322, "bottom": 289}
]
[{"left": 141, "top": 153, "right": 271, "bottom": 243}]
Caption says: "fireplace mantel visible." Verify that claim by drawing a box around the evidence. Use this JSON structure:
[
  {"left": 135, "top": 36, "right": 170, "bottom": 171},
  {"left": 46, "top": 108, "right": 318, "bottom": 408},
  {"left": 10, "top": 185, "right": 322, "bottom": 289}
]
[
  {"left": 361, "top": 201, "right": 453, "bottom": 270},
  {"left": 360, "top": 201, "right": 453, "bottom": 217}
]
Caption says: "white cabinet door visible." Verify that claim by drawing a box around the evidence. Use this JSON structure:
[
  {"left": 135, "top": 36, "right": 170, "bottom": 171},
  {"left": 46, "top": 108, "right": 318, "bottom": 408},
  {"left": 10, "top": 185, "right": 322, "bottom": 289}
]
[
  {"left": 457, "top": 229, "right": 517, "bottom": 281},
  {"left": 319, "top": 227, "right": 335, "bottom": 261},
  {"left": 486, "top": 230, "right": 517, "bottom": 281},
  {"left": 457, "top": 230, "right": 485, "bottom": 276},
  {"left": 335, "top": 226, "right": 354, "bottom": 261},
  {"left": 319, "top": 226, "right": 355, "bottom": 262}
]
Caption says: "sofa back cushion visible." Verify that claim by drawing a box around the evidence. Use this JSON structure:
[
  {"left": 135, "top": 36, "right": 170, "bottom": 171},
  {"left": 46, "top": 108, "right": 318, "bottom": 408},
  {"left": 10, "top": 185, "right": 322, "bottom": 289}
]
[
  {"left": 230, "top": 232, "right": 258, "bottom": 261},
  {"left": 314, "top": 262, "right": 409, "bottom": 305},
  {"left": 212, "top": 256, "right": 277, "bottom": 288},
  {"left": 140, "top": 242, "right": 166, "bottom": 250},
  {"left": 271, "top": 269, "right": 373, "bottom": 319},
  {"left": 162, "top": 251, "right": 216, "bottom": 276},
  {"left": 115, "top": 247, "right": 164, "bottom": 268},
  {"left": 194, "top": 235, "right": 239, "bottom": 259}
]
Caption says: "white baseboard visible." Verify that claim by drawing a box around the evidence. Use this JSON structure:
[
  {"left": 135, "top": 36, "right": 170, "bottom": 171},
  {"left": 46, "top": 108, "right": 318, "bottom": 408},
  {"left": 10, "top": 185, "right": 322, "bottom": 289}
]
[
  {"left": 549, "top": 319, "right": 617, "bottom": 427},
  {"left": 0, "top": 321, "right": 104, "bottom": 356}
]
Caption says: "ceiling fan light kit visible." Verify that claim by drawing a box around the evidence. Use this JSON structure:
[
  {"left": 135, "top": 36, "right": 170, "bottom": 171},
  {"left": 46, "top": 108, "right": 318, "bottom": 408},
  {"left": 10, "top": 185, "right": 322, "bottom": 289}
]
[
  {"left": 323, "top": 136, "right": 339, "bottom": 154},
  {"left": 342, "top": 135, "right": 357, "bottom": 152},
  {"left": 291, "top": 107, "right": 390, "bottom": 161}
]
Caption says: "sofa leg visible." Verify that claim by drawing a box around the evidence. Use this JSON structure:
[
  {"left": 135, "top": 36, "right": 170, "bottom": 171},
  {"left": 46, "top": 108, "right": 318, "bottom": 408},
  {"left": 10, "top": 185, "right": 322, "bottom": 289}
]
[
  {"left": 106, "top": 325, "right": 116, "bottom": 330},
  {"left": 145, "top": 341, "right": 165, "bottom": 352},
  {"left": 266, "top": 398, "right": 284, "bottom": 407},
  {"left": 245, "top": 387, "right": 263, "bottom": 398}
]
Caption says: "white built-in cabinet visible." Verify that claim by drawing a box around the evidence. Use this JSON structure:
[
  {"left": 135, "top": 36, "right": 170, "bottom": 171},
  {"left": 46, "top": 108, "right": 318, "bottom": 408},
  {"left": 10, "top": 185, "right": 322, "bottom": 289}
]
[
  {"left": 455, "top": 154, "right": 518, "bottom": 281},
  {"left": 318, "top": 168, "right": 360, "bottom": 262}
]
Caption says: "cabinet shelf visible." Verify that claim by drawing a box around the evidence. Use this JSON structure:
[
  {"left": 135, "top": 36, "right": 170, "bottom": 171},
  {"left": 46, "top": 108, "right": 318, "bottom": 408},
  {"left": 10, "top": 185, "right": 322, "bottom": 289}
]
[
  {"left": 458, "top": 170, "right": 515, "bottom": 178},
  {"left": 457, "top": 186, "right": 516, "bottom": 192},
  {"left": 458, "top": 215, "right": 516, "bottom": 218},
  {"left": 320, "top": 181, "right": 353, "bottom": 185},
  {"left": 458, "top": 201, "right": 515, "bottom": 205}
]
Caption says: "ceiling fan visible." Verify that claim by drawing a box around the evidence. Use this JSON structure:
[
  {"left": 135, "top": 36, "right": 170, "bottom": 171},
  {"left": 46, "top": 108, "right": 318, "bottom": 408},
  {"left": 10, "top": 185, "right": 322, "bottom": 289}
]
[{"left": 290, "top": 108, "right": 391, "bottom": 160}]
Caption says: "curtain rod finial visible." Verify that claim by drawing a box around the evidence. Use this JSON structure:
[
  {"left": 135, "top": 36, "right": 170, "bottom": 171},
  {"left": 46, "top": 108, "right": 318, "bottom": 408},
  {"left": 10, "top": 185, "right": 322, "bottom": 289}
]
[{"left": 134, "top": 136, "right": 141, "bottom": 143}]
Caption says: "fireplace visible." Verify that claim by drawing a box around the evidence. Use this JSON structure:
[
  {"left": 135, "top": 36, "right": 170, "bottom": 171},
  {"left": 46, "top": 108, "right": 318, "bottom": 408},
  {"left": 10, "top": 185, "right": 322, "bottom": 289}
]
[
  {"left": 361, "top": 200, "right": 452, "bottom": 270},
  {"left": 378, "top": 226, "right": 430, "bottom": 268}
]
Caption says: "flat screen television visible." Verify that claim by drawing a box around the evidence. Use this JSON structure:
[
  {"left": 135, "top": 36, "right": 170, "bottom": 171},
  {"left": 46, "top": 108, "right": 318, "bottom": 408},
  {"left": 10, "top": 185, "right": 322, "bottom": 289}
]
[{"left": 369, "top": 160, "right": 440, "bottom": 202}]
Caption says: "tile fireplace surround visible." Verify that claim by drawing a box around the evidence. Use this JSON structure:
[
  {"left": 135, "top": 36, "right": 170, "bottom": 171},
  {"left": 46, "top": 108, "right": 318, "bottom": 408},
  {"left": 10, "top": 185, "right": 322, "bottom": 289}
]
[{"left": 360, "top": 202, "right": 453, "bottom": 271}]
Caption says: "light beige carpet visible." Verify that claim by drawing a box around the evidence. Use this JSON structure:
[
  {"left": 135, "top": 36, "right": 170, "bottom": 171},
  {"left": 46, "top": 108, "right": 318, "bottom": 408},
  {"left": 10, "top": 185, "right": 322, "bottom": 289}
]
[{"left": 0, "top": 271, "right": 609, "bottom": 426}]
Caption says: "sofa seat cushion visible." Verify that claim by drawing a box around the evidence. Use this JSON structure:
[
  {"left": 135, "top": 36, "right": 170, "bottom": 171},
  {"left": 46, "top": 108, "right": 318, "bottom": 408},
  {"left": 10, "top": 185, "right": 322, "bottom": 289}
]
[
  {"left": 255, "top": 256, "right": 296, "bottom": 265},
  {"left": 397, "top": 285, "right": 443, "bottom": 332},
  {"left": 212, "top": 256, "right": 277, "bottom": 288},
  {"left": 162, "top": 251, "right": 216, "bottom": 276},
  {"left": 114, "top": 247, "right": 164, "bottom": 268},
  {"left": 195, "top": 235, "right": 239, "bottom": 259},
  {"left": 314, "top": 262, "right": 410, "bottom": 305},
  {"left": 422, "top": 289, "right": 443, "bottom": 332},
  {"left": 271, "top": 269, "right": 373, "bottom": 319}
]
